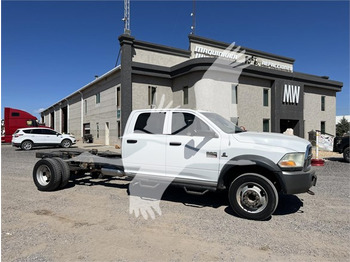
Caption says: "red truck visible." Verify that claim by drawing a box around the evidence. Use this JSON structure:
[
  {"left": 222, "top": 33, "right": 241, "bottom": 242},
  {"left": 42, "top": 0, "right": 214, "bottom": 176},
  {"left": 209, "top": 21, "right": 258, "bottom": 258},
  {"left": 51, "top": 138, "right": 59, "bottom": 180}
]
[{"left": 1, "top": 107, "right": 46, "bottom": 143}]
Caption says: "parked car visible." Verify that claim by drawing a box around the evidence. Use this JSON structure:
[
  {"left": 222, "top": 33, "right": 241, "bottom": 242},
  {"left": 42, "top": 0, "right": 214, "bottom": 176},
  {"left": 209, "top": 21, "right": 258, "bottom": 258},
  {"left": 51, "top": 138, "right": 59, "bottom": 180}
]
[
  {"left": 12, "top": 127, "right": 76, "bottom": 150},
  {"left": 333, "top": 134, "right": 350, "bottom": 162}
]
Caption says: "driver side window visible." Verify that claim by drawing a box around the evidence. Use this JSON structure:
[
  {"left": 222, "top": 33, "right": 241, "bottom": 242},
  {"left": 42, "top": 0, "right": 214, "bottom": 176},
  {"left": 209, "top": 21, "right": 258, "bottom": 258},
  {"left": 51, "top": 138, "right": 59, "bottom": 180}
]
[{"left": 171, "top": 112, "right": 211, "bottom": 136}]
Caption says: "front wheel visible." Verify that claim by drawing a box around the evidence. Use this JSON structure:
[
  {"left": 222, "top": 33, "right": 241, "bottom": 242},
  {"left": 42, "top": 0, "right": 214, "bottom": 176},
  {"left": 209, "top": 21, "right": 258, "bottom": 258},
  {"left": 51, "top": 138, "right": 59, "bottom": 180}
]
[
  {"left": 343, "top": 147, "right": 349, "bottom": 163},
  {"left": 61, "top": 139, "right": 72, "bottom": 148},
  {"left": 228, "top": 173, "right": 279, "bottom": 220}
]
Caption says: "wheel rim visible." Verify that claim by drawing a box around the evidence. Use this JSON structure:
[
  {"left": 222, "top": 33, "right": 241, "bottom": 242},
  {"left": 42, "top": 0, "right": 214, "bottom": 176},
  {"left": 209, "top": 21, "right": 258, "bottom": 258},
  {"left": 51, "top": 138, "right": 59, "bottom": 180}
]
[
  {"left": 36, "top": 165, "right": 51, "bottom": 186},
  {"left": 23, "top": 141, "right": 32, "bottom": 150},
  {"left": 236, "top": 182, "right": 268, "bottom": 213},
  {"left": 62, "top": 140, "right": 70, "bottom": 148}
]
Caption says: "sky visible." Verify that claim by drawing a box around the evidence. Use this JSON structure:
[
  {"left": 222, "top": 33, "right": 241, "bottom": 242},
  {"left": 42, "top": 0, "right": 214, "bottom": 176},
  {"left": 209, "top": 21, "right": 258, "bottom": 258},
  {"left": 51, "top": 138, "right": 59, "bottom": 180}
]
[{"left": 1, "top": 0, "right": 349, "bottom": 119}]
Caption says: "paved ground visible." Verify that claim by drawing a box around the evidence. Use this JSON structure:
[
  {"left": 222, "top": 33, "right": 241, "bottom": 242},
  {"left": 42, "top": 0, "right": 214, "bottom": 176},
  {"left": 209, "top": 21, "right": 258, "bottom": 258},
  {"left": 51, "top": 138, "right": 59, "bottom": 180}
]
[{"left": 1, "top": 143, "right": 350, "bottom": 261}]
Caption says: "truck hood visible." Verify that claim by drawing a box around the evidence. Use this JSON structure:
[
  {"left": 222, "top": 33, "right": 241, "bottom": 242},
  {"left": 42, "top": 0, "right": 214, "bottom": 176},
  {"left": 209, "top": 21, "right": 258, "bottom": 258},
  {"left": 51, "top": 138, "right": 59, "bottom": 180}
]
[{"left": 233, "top": 131, "right": 310, "bottom": 152}]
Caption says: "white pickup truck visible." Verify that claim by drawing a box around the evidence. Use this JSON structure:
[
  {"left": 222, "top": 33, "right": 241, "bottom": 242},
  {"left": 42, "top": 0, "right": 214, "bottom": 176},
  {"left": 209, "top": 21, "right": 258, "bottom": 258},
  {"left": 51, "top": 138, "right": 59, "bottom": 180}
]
[{"left": 33, "top": 109, "right": 316, "bottom": 220}]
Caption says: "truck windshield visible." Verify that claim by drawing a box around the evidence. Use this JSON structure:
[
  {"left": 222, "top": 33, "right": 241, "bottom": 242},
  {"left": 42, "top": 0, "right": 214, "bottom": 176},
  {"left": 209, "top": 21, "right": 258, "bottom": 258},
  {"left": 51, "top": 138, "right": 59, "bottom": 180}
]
[{"left": 202, "top": 112, "right": 244, "bottom": 134}]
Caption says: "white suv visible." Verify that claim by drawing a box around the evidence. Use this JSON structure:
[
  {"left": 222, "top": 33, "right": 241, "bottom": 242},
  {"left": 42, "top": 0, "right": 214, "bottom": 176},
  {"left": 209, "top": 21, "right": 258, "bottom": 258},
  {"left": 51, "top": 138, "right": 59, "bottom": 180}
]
[{"left": 12, "top": 127, "right": 76, "bottom": 150}]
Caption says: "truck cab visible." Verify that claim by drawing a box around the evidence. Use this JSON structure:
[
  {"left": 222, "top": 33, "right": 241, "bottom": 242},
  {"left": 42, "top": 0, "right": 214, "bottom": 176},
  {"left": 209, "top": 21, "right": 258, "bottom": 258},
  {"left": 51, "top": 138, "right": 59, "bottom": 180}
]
[{"left": 2, "top": 107, "right": 46, "bottom": 143}]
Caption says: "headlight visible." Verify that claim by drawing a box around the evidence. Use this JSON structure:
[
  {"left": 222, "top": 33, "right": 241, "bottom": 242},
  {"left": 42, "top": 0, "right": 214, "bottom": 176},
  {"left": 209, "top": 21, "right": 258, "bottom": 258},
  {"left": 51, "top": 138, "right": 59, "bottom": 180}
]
[{"left": 278, "top": 153, "right": 305, "bottom": 168}]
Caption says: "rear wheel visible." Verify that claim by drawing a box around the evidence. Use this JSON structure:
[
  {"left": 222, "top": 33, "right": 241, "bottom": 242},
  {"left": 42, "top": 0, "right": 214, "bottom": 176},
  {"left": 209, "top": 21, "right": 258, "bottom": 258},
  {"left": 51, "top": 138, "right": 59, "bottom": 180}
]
[
  {"left": 33, "top": 158, "right": 62, "bottom": 191},
  {"left": 228, "top": 173, "right": 278, "bottom": 220},
  {"left": 343, "top": 147, "right": 349, "bottom": 163},
  {"left": 21, "top": 140, "right": 33, "bottom": 151},
  {"left": 61, "top": 139, "right": 72, "bottom": 148},
  {"left": 53, "top": 157, "right": 70, "bottom": 189}
]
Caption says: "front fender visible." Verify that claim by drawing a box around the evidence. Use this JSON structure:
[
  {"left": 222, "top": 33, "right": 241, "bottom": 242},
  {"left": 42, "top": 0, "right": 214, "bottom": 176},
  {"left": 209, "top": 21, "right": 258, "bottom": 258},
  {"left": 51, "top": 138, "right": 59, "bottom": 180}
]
[{"left": 218, "top": 155, "right": 285, "bottom": 192}]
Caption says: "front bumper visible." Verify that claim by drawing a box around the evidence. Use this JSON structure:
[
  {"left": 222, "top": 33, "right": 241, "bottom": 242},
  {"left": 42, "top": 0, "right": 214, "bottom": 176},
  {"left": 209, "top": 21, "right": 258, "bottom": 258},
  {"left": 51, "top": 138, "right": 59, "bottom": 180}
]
[{"left": 281, "top": 168, "right": 317, "bottom": 195}]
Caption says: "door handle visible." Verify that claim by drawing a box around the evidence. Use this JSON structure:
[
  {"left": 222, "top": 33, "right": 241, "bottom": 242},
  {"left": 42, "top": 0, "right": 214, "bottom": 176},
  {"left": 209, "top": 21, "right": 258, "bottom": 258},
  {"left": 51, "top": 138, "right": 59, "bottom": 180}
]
[
  {"left": 169, "top": 142, "right": 182, "bottom": 146},
  {"left": 127, "top": 139, "right": 137, "bottom": 144}
]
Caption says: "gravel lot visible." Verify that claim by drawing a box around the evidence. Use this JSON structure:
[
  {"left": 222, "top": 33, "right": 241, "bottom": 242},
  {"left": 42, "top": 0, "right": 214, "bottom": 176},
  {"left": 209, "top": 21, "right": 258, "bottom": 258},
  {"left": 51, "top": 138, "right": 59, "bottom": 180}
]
[{"left": 1, "top": 144, "right": 350, "bottom": 261}]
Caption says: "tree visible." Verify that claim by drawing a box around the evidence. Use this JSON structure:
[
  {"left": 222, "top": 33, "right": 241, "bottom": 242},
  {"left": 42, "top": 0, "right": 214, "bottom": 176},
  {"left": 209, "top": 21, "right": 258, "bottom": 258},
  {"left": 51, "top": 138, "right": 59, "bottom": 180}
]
[{"left": 336, "top": 116, "right": 350, "bottom": 137}]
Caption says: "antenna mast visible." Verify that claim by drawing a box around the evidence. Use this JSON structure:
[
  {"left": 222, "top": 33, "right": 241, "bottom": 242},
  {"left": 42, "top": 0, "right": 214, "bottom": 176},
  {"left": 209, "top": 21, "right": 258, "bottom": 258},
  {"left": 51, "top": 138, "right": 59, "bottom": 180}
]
[
  {"left": 190, "top": 0, "right": 196, "bottom": 34},
  {"left": 123, "top": 0, "right": 131, "bottom": 35}
]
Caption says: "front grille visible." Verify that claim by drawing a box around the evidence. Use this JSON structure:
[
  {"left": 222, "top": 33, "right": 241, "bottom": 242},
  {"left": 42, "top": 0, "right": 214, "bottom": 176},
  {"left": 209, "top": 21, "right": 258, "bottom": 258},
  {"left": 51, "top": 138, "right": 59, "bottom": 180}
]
[{"left": 304, "top": 144, "right": 313, "bottom": 170}]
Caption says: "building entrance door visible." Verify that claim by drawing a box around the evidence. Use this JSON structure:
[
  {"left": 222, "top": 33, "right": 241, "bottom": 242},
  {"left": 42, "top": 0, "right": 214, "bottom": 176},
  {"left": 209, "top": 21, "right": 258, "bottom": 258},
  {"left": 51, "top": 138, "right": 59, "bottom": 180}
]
[
  {"left": 280, "top": 119, "right": 299, "bottom": 136},
  {"left": 105, "top": 122, "right": 110, "bottom": 145}
]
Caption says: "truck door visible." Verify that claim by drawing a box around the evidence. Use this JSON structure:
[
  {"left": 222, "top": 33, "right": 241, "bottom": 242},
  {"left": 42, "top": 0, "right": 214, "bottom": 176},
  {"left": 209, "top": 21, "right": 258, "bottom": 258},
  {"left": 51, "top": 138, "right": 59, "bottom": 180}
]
[
  {"left": 166, "top": 112, "right": 221, "bottom": 183},
  {"left": 122, "top": 112, "right": 167, "bottom": 177}
]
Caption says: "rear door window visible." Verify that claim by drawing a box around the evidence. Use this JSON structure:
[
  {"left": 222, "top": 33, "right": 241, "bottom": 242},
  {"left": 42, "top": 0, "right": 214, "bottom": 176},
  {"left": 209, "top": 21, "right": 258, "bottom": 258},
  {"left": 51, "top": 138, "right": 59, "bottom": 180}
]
[
  {"left": 31, "top": 129, "right": 43, "bottom": 135},
  {"left": 134, "top": 112, "right": 166, "bottom": 134}
]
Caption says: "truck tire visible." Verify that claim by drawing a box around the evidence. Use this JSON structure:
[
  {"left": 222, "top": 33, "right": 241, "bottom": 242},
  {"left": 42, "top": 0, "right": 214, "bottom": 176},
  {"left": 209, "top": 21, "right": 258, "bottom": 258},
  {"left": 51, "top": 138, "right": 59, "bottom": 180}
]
[
  {"left": 21, "top": 140, "right": 33, "bottom": 151},
  {"left": 61, "top": 139, "right": 72, "bottom": 148},
  {"left": 33, "top": 158, "right": 62, "bottom": 191},
  {"left": 343, "top": 147, "right": 350, "bottom": 163},
  {"left": 53, "top": 157, "right": 70, "bottom": 189},
  {"left": 228, "top": 173, "right": 279, "bottom": 220}
]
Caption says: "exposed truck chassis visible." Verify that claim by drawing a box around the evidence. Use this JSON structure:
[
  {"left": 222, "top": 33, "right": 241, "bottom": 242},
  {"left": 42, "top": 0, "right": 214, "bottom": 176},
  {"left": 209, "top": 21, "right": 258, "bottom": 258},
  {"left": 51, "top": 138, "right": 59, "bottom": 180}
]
[{"left": 33, "top": 149, "right": 126, "bottom": 192}]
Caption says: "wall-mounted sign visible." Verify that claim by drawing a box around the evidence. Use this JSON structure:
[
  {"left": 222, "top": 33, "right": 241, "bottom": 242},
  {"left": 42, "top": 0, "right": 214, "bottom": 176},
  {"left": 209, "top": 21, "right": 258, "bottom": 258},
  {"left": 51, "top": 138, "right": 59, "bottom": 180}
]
[
  {"left": 283, "top": 84, "right": 300, "bottom": 104},
  {"left": 260, "top": 60, "right": 293, "bottom": 72},
  {"left": 194, "top": 46, "right": 238, "bottom": 60},
  {"left": 193, "top": 45, "right": 293, "bottom": 72}
]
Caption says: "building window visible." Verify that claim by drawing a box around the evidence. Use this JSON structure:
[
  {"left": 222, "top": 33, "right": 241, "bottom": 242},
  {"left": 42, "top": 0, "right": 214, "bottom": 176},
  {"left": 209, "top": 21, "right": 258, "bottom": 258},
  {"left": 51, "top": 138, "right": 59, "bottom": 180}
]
[
  {"left": 117, "top": 87, "right": 121, "bottom": 108},
  {"left": 263, "top": 89, "right": 269, "bottom": 107},
  {"left": 263, "top": 119, "right": 270, "bottom": 132},
  {"left": 321, "top": 96, "right": 325, "bottom": 111},
  {"left": 183, "top": 86, "right": 189, "bottom": 105},
  {"left": 117, "top": 121, "right": 121, "bottom": 138},
  {"left": 148, "top": 86, "right": 156, "bottom": 106},
  {"left": 84, "top": 100, "right": 87, "bottom": 115},
  {"left": 321, "top": 121, "right": 326, "bottom": 134},
  {"left": 232, "top": 85, "right": 238, "bottom": 104},
  {"left": 96, "top": 93, "right": 100, "bottom": 104},
  {"left": 50, "top": 112, "right": 54, "bottom": 129},
  {"left": 96, "top": 122, "right": 99, "bottom": 138},
  {"left": 83, "top": 123, "right": 90, "bottom": 135}
]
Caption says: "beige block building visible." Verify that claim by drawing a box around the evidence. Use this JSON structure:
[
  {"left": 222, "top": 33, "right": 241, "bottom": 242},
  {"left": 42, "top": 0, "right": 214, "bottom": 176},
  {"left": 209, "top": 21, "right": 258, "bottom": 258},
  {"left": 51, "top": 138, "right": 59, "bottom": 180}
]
[{"left": 41, "top": 34, "right": 343, "bottom": 145}]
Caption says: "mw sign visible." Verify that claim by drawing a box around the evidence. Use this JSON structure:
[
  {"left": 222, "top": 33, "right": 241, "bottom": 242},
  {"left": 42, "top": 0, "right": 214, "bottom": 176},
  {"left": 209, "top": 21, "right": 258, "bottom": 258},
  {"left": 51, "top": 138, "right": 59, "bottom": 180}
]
[{"left": 283, "top": 84, "right": 300, "bottom": 104}]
